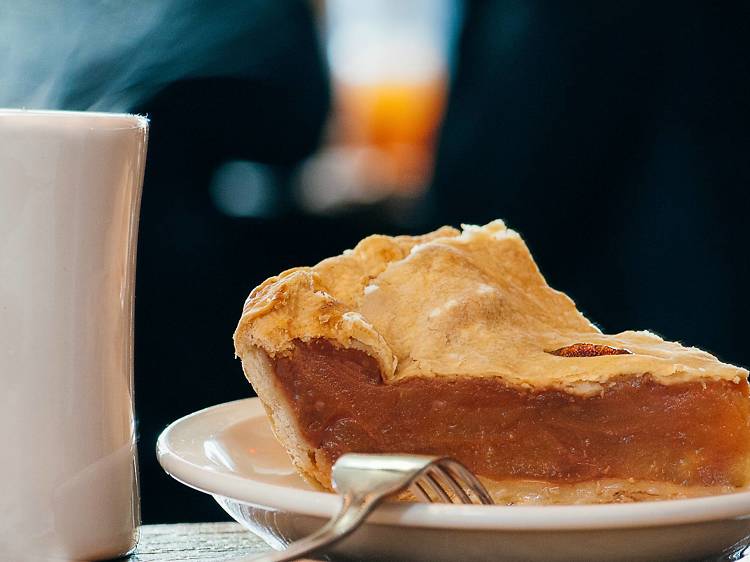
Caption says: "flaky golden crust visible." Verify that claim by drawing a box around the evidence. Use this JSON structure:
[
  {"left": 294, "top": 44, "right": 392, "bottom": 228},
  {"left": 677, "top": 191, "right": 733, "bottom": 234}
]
[{"left": 234, "top": 220, "right": 747, "bottom": 395}]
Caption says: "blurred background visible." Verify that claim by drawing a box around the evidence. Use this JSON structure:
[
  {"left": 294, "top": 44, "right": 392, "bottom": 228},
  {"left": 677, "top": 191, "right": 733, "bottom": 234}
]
[{"left": 2, "top": 0, "right": 749, "bottom": 523}]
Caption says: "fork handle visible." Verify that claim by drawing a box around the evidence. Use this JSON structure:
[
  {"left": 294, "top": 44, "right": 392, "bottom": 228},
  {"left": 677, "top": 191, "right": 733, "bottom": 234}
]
[{"left": 237, "top": 492, "right": 380, "bottom": 562}]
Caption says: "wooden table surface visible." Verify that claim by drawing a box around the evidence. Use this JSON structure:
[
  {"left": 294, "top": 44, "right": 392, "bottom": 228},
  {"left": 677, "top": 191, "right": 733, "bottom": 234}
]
[
  {"left": 127, "top": 522, "right": 750, "bottom": 562},
  {"left": 127, "top": 523, "right": 318, "bottom": 562}
]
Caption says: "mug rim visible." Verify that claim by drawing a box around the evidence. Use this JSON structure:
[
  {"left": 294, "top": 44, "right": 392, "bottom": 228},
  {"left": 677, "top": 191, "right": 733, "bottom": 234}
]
[{"left": 0, "top": 108, "right": 148, "bottom": 131}]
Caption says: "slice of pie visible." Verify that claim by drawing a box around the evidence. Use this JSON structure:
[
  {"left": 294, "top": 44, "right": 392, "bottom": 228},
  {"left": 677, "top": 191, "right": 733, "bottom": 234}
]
[{"left": 233, "top": 221, "right": 750, "bottom": 504}]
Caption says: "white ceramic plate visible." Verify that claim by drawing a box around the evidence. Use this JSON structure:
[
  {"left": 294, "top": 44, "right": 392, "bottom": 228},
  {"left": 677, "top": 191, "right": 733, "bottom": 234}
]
[{"left": 157, "top": 398, "right": 750, "bottom": 562}]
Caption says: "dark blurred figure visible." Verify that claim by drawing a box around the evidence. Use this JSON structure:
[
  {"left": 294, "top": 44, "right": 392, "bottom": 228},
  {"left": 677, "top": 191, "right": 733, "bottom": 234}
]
[{"left": 431, "top": 2, "right": 750, "bottom": 368}]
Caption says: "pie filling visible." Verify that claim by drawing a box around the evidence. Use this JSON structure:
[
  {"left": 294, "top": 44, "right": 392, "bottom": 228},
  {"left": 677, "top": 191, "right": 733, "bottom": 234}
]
[{"left": 272, "top": 339, "right": 750, "bottom": 489}]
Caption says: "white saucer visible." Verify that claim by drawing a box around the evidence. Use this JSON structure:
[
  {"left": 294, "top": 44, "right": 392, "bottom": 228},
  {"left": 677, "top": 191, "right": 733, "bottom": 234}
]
[{"left": 157, "top": 398, "right": 750, "bottom": 561}]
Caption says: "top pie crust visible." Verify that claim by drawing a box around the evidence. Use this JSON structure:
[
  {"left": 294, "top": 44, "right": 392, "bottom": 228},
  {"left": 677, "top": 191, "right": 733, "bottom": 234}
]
[{"left": 234, "top": 220, "right": 747, "bottom": 396}]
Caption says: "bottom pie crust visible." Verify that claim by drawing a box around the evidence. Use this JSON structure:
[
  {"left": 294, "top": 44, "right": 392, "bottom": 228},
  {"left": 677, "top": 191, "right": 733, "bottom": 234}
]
[
  {"left": 239, "top": 339, "right": 750, "bottom": 504},
  {"left": 469, "top": 478, "right": 735, "bottom": 505}
]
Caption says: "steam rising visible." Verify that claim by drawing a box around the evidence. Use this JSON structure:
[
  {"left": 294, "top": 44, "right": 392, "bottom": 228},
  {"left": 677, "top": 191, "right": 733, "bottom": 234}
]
[{"left": 0, "top": 1, "right": 280, "bottom": 111}]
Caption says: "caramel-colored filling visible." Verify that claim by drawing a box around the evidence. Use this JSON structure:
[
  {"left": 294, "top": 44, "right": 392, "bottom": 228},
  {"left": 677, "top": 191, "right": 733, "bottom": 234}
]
[{"left": 273, "top": 340, "right": 750, "bottom": 487}]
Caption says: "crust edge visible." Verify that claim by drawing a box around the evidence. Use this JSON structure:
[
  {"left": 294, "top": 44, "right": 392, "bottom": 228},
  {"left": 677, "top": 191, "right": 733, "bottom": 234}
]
[{"left": 239, "top": 345, "right": 333, "bottom": 490}]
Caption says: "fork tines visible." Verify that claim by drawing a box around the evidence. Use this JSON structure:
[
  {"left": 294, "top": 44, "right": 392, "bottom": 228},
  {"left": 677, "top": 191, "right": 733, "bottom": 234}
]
[{"left": 411, "top": 459, "right": 493, "bottom": 505}]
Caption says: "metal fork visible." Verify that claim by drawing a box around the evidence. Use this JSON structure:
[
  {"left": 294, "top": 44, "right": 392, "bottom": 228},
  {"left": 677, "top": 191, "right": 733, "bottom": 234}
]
[{"left": 240, "top": 453, "right": 494, "bottom": 562}]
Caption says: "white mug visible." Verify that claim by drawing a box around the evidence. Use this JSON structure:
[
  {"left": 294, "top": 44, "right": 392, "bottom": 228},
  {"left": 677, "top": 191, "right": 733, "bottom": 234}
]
[{"left": 0, "top": 110, "right": 148, "bottom": 561}]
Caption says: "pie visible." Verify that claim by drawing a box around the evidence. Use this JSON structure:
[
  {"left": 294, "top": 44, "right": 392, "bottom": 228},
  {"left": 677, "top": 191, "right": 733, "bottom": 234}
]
[{"left": 233, "top": 221, "right": 750, "bottom": 504}]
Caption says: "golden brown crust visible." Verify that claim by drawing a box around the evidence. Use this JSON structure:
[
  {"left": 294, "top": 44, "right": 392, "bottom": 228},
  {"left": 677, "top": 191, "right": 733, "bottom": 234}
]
[
  {"left": 234, "top": 220, "right": 747, "bottom": 394},
  {"left": 478, "top": 478, "right": 736, "bottom": 505}
]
